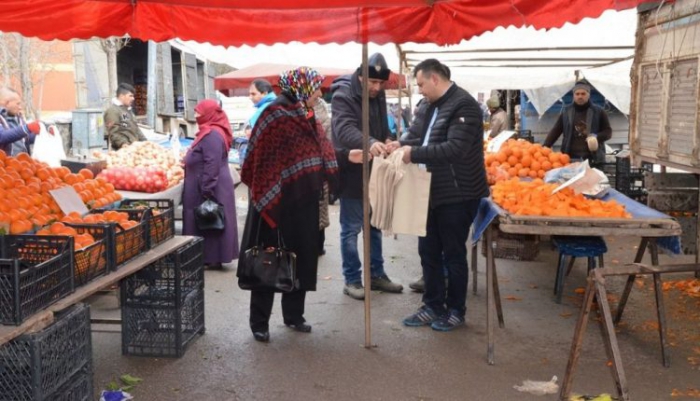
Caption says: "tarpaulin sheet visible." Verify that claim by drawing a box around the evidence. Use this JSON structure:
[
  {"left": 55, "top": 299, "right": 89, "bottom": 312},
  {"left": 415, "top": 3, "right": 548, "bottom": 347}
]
[{"left": 0, "top": 0, "right": 661, "bottom": 46}]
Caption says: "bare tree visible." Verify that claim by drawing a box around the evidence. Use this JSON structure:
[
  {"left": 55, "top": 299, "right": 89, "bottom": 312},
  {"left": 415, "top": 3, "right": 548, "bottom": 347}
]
[{"left": 100, "top": 37, "right": 130, "bottom": 97}]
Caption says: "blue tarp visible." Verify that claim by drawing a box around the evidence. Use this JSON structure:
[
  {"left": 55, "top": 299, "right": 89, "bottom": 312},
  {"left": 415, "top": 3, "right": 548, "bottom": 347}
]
[{"left": 472, "top": 189, "right": 682, "bottom": 255}]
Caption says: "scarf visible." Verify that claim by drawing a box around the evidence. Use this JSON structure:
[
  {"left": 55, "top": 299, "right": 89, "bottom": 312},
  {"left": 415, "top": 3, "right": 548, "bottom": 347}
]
[
  {"left": 242, "top": 96, "right": 338, "bottom": 228},
  {"left": 248, "top": 92, "right": 277, "bottom": 129},
  {"left": 191, "top": 99, "right": 233, "bottom": 151}
]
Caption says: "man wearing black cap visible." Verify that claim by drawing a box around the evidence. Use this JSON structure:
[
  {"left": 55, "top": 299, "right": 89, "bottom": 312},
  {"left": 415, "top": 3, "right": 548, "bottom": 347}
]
[
  {"left": 544, "top": 81, "right": 612, "bottom": 163},
  {"left": 330, "top": 52, "right": 403, "bottom": 300}
]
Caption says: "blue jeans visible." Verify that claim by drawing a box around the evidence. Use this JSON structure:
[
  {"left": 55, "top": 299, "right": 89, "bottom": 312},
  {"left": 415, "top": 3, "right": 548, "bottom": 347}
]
[
  {"left": 419, "top": 200, "right": 480, "bottom": 317},
  {"left": 340, "top": 198, "right": 385, "bottom": 285}
]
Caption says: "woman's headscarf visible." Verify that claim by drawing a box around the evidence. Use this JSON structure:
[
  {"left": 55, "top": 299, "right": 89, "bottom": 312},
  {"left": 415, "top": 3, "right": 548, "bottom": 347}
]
[
  {"left": 191, "top": 99, "right": 233, "bottom": 150},
  {"left": 278, "top": 67, "right": 325, "bottom": 103}
]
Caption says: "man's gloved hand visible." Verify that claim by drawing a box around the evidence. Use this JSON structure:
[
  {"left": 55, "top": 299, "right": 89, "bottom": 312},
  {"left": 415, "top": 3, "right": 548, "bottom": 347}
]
[
  {"left": 25, "top": 121, "right": 41, "bottom": 135},
  {"left": 47, "top": 125, "right": 57, "bottom": 136},
  {"left": 586, "top": 134, "right": 599, "bottom": 152}
]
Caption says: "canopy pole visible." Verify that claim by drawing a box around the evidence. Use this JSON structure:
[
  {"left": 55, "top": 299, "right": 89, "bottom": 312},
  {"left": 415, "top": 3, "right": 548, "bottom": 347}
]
[
  {"left": 395, "top": 44, "right": 404, "bottom": 138},
  {"left": 361, "top": 33, "right": 372, "bottom": 349}
]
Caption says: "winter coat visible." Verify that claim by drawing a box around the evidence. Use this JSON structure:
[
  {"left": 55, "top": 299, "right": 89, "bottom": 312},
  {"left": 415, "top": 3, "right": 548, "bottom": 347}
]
[
  {"left": 403, "top": 84, "right": 489, "bottom": 207},
  {"left": 0, "top": 109, "right": 33, "bottom": 156},
  {"left": 104, "top": 100, "right": 146, "bottom": 150},
  {"left": 330, "top": 72, "right": 390, "bottom": 199}
]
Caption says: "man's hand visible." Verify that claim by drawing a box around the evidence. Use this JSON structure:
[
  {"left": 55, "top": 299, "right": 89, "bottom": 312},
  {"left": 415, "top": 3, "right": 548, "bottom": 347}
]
[
  {"left": 401, "top": 146, "right": 412, "bottom": 164},
  {"left": 586, "top": 134, "right": 599, "bottom": 152},
  {"left": 369, "top": 141, "right": 387, "bottom": 157},
  {"left": 47, "top": 126, "right": 57, "bottom": 136},
  {"left": 348, "top": 149, "right": 371, "bottom": 164},
  {"left": 385, "top": 141, "right": 401, "bottom": 154}
]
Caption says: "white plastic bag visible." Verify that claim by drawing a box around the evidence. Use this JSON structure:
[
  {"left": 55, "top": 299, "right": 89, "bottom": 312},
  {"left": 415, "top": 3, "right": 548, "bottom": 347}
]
[
  {"left": 513, "top": 375, "right": 559, "bottom": 396},
  {"left": 32, "top": 123, "right": 66, "bottom": 167}
]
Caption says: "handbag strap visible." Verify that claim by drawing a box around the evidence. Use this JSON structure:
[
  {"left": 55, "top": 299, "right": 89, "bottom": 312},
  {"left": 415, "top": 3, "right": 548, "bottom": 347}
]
[{"left": 254, "top": 214, "right": 286, "bottom": 249}]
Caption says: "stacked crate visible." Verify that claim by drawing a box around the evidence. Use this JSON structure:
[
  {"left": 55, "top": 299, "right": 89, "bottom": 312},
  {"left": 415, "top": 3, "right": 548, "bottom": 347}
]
[
  {"left": 615, "top": 150, "right": 653, "bottom": 202},
  {"left": 0, "top": 303, "right": 93, "bottom": 400},
  {"left": 120, "top": 238, "right": 205, "bottom": 357}
]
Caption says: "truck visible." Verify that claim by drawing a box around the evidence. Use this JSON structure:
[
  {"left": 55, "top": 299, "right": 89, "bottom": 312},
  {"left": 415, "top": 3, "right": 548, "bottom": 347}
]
[
  {"left": 630, "top": 0, "right": 700, "bottom": 255},
  {"left": 72, "top": 38, "right": 219, "bottom": 140}
]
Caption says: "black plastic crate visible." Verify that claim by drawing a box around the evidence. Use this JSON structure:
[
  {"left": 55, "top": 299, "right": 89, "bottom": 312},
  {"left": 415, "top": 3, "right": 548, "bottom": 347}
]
[
  {"left": 45, "top": 362, "right": 92, "bottom": 401},
  {"left": 64, "top": 223, "right": 115, "bottom": 275},
  {"left": 121, "top": 237, "right": 204, "bottom": 308},
  {"left": 515, "top": 129, "right": 534, "bottom": 143},
  {"left": 122, "top": 288, "right": 205, "bottom": 358},
  {"left": 615, "top": 152, "right": 653, "bottom": 198},
  {"left": 83, "top": 210, "right": 149, "bottom": 270},
  {"left": 0, "top": 236, "right": 74, "bottom": 325},
  {"left": 115, "top": 199, "right": 175, "bottom": 248},
  {"left": 0, "top": 303, "right": 92, "bottom": 400}
]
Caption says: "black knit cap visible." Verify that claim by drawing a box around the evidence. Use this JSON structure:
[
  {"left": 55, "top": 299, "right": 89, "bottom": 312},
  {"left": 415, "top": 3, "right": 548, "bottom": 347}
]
[{"left": 357, "top": 52, "right": 391, "bottom": 81}]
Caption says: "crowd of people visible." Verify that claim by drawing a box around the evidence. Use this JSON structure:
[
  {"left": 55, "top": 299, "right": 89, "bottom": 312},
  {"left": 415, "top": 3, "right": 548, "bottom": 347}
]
[{"left": 0, "top": 52, "right": 611, "bottom": 344}]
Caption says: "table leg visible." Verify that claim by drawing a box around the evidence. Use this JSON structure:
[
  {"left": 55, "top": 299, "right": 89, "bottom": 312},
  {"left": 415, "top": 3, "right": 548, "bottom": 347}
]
[
  {"left": 648, "top": 240, "right": 671, "bottom": 367},
  {"left": 594, "top": 273, "right": 630, "bottom": 401},
  {"left": 486, "top": 224, "right": 495, "bottom": 365},
  {"left": 492, "top": 258, "right": 505, "bottom": 328},
  {"left": 471, "top": 241, "right": 478, "bottom": 295},
  {"left": 614, "top": 237, "right": 649, "bottom": 324},
  {"left": 560, "top": 275, "right": 597, "bottom": 400}
]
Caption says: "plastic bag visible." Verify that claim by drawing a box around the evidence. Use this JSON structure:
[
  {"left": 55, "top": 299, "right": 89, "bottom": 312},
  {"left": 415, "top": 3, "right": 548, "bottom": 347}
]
[
  {"left": 32, "top": 123, "right": 66, "bottom": 167},
  {"left": 513, "top": 375, "right": 559, "bottom": 396}
]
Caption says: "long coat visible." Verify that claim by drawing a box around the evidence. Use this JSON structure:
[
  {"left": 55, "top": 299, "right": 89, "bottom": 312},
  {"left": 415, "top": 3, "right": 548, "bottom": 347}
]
[{"left": 182, "top": 131, "right": 239, "bottom": 264}]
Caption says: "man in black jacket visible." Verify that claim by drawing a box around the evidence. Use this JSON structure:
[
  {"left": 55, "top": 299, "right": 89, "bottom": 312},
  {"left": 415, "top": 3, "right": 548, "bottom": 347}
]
[
  {"left": 331, "top": 52, "right": 403, "bottom": 300},
  {"left": 389, "top": 59, "right": 489, "bottom": 331}
]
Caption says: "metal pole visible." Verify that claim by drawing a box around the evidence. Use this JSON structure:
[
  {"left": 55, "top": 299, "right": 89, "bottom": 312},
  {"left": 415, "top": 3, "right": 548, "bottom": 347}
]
[
  {"left": 146, "top": 40, "right": 158, "bottom": 128},
  {"left": 361, "top": 32, "right": 372, "bottom": 348}
]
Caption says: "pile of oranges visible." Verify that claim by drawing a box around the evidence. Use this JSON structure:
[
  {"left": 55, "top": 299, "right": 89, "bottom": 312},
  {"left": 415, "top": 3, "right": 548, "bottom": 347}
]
[
  {"left": 485, "top": 139, "right": 571, "bottom": 185},
  {"left": 0, "top": 151, "right": 123, "bottom": 234},
  {"left": 492, "top": 178, "right": 631, "bottom": 218},
  {"left": 36, "top": 222, "right": 97, "bottom": 251},
  {"left": 37, "top": 211, "right": 139, "bottom": 250}
]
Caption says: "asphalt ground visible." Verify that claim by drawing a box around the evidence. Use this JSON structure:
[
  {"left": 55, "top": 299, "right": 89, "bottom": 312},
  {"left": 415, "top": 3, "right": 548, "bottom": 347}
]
[{"left": 88, "top": 188, "right": 700, "bottom": 400}]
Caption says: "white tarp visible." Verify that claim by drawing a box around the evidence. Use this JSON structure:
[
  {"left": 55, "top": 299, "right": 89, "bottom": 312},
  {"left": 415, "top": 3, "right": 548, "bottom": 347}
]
[{"left": 400, "top": 9, "right": 637, "bottom": 115}]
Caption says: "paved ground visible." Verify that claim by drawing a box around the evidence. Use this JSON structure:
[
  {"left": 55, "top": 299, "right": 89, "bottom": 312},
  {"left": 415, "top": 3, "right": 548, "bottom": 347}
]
[{"left": 88, "top": 189, "right": 700, "bottom": 400}]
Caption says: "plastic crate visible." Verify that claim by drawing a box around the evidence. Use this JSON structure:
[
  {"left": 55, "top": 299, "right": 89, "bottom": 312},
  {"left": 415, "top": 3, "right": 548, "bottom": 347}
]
[
  {"left": 121, "top": 288, "right": 205, "bottom": 358},
  {"left": 81, "top": 210, "right": 149, "bottom": 270},
  {"left": 480, "top": 226, "right": 540, "bottom": 261},
  {"left": 0, "top": 303, "right": 92, "bottom": 401},
  {"left": 0, "top": 236, "right": 74, "bottom": 325},
  {"left": 615, "top": 152, "right": 653, "bottom": 201},
  {"left": 115, "top": 199, "right": 175, "bottom": 248},
  {"left": 64, "top": 223, "right": 115, "bottom": 276},
  {"left": 46, "top": 363, "right": 92, "bottom": 401},
  {"left": 121, "top": 237, "right": 204, "bottom": 308}
]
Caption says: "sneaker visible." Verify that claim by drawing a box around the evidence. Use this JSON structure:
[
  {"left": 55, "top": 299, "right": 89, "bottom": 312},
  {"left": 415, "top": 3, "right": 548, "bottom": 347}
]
[
  {"left": 408, "top": 276, "right": 425, "bottom": 292},
  {"left": 403, "top": 305, "right": 442, "bottom": 327},
  {"left": 343, "top": 283, "right": 365, "bottom": 300},
  {"left": 371, "top": 274, "right": 403, "bottom": 293},
  {"left": 431, "top": 310, "right": 465, "bottom": 332}
]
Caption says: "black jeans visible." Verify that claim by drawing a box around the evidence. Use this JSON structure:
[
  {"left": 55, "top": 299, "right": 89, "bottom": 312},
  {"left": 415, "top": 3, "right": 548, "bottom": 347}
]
[
  {"left": 419, "top": 200, "right": 480, "bottom": 317},
  {"left": 249, "top": 290, "right": 306, "bottom": 332}
]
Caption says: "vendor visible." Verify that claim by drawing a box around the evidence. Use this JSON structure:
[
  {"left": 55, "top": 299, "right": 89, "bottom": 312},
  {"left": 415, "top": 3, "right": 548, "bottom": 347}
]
[
  {"left": 0, "top": 87, "right": 41, "bottom": 156},
  {"left": 543, "top": 81, "right": 612, "bottom": 163},
  {"left": 104, "top": 83, "right": 147, "bottom": 150},
  {"left": 486, "top": 95, "right": 507, "bottom": 138}
]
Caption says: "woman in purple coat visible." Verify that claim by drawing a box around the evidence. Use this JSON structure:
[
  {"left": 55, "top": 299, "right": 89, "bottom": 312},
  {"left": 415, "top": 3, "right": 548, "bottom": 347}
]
[{"left": 182, "top": 99, "right": 239, "bottom": 268}]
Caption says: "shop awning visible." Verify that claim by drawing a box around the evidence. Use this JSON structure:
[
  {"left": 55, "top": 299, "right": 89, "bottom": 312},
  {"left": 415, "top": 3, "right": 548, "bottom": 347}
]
[
  {"left": 1, "top": 0, "right": 659, "bottom": 46},
  {"left": 215, "top": 63, "right": 406, "bottom": 97}
]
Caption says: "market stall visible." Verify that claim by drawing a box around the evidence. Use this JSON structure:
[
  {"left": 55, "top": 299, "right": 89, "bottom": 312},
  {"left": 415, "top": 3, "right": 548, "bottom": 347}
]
[{"left": 472, "top": 191, "right": 682, "bottom": 400}]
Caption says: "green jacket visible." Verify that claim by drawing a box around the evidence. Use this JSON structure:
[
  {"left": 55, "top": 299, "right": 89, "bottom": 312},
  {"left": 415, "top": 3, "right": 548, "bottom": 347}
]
[{"left": 104, "top": 103, "right": 146, "bottom": 150}]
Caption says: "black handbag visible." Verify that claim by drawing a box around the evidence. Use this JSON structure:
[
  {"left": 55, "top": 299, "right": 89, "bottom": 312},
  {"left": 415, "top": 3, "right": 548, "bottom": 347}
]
[
  {"left": 237, "top": 219, "right": 298, "bottom": 293},
  {"left": 194, "top": 199, "right": 225, "bottom": 230}
]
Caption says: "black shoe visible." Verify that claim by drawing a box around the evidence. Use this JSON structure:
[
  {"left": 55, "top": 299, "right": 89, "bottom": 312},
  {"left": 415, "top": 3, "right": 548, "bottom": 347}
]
[
  {"left": 318, "top": 249, "right": 326, "bottom": 256},
  {"left": 205, "top": 263, "right": 223, "bottom": 270},
  {"left": 286, "top": 323, "right": 312, "bottom": 333},
  {"left": 253, "top": 331, "right": 270, "bottom": 342}
]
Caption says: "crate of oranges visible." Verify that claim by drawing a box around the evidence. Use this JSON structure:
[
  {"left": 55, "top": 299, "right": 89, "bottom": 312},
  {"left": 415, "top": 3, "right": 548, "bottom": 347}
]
[
  {"left": 61, "top": 210, "right": 150, "bottom": 271},
  {"left": 484, "top": 139, "right": 571, "bottom": 185},
  {"left": 104, "top": 199, "right": 175, "bottom": 248},
  {"left": 37, "top": 221, "right": 108, "bottom": 287}
]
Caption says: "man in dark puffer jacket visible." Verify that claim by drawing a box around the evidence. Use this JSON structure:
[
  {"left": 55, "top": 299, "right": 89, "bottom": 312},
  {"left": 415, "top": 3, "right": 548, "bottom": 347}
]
[{"left": 389, "top": 58, "right": 489, "bottom": 331}]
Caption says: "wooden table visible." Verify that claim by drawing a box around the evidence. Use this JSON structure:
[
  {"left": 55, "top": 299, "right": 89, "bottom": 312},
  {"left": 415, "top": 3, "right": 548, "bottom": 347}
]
[
  {"left": 475, "top": 194, "right": 682, "bottom": 397},
  {"left": 0, "top": 235, "right": 195, "bottom": 346}
]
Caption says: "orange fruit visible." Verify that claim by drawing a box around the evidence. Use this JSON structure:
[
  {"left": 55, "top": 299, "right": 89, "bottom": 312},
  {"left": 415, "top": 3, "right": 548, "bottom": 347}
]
[{"left": 78, "top": 169, "right": 94, "bottom": 180}]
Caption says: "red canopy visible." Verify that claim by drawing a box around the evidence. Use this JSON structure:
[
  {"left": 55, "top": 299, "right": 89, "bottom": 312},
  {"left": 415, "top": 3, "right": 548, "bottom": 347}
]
[
  {"left": 215, "top": 63, "right": 406, "bottom": 97},
  {"left": 1, "top": 0, "right": 657, "bottom": 46}
]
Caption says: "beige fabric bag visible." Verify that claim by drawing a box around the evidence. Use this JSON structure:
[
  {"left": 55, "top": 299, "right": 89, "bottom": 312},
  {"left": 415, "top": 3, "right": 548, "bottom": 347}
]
[{"left": 392, "top": 162, "right": 431, "bottom": 236}]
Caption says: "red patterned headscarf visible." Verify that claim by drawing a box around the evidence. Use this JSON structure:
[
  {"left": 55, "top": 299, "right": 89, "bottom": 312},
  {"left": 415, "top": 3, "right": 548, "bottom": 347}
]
[
  {"left": 278, "top": 67, "right": 325, "bottom": 103},
  {"left": 242, "top": 68, "right": 338, "bottom": 228},
  {"left": 191, "top": 99, "right": 233, "bottom": 150}
]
